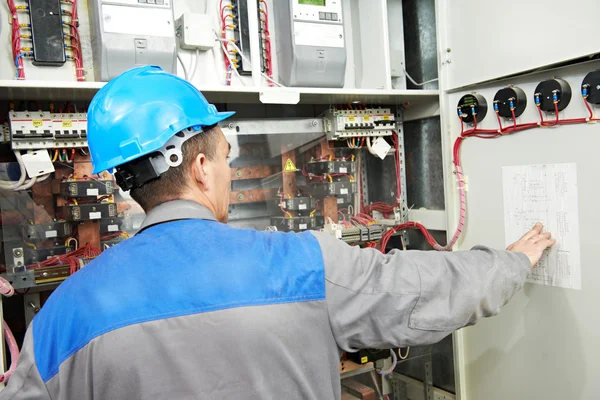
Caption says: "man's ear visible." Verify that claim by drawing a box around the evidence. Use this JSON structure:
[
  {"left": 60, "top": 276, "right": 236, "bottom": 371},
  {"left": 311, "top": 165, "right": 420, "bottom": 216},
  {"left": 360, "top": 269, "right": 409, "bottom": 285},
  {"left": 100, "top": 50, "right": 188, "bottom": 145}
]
[{"left": 190, "top": 153, "right": 209, "bottom": 190}]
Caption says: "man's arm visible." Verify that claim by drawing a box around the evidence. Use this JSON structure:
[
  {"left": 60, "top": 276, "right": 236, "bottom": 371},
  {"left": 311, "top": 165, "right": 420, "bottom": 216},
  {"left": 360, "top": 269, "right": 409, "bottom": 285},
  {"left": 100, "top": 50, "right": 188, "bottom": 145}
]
[
  {"left": 0, "top": 324, "right": 51, "bottom": 399},
  {"left": 311, "top": 224, "right": 553, "bottom": 352}
]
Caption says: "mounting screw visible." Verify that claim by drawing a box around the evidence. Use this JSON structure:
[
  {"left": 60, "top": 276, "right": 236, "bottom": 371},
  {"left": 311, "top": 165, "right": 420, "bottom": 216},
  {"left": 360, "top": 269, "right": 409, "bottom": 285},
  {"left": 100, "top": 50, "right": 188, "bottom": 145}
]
[
  {"left": 228, "top": 123, "right": 235, "bottom": 130},
  {"left": 446, "top": 48, "right": 451, "bottom": 52},
  {"left": 311, "top": 120, "right": 318, "bottom": 127},
  {"left": 237, "top": 193, "right": 245, "bottom": 201},
  {"left": 236, "top": 170, "right": 243, "bottom": 177},
  {"left": 13, "top": 249, "right": 22, "bottom": 257}
]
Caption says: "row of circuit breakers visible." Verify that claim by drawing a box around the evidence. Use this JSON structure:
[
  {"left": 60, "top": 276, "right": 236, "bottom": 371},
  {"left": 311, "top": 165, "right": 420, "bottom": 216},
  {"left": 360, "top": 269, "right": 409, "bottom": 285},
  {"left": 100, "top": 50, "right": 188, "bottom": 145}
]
[{"left": 457, "top": 71, "right": 600, "bottom": 122}]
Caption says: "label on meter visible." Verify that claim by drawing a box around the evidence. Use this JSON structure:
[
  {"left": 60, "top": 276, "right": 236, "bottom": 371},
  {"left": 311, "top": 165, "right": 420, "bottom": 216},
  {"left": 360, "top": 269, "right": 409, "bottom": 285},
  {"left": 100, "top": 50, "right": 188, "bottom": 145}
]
[
  {"left": 299, "top": 204, "right": 307, "bottom": 210},
  {"left": 340, "top": 188, "right": 348, "bottom": 195},
  {"left": 89, "top": 212, "right": 102, "bottom": 220},
  {"left": 339, "top": 167, "right": 347, "bottom": 173},
  {"left": 108, "top": 224, "right": 119, "bottom": 232},
  {"left": 337, "top": 198, "right": 344, "bottom": 204},
  {"left": 87, "top": 189, "right": 99, "bottom": 196},
  {"left": 299, "top": 224, "right": 308, "bottom": 230},
  {"left": 45, "top": 230, "right": 58, "bottom": 238},
  {"left": 293, "top": 22, "right": 344, "bottom": 48}
]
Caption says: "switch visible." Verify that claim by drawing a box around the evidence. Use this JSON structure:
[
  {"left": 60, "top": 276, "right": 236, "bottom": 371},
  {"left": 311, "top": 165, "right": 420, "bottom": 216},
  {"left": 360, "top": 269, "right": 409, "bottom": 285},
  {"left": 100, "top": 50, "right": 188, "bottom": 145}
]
[
  {"left": 325, "top": 12, "right": 331, "bottom": 20},
  {"left": 156, "top": 0, "right": 164, "bottom": 4},
  {"left": 319, "top": 12, "right": 325, "bottom": 20},
  {"left": 332, "top": 12, "right": 338, "bottom": 20}
]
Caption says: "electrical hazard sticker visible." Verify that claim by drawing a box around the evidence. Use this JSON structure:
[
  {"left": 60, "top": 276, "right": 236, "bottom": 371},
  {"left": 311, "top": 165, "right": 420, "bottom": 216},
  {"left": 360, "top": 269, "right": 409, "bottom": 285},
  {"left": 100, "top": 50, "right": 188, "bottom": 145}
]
[
  {"left": 360, "top": 356, "right": 368, "bottom": 364},
  {"left": 284, "top": 158, "right": 297, "bottom": 172}
]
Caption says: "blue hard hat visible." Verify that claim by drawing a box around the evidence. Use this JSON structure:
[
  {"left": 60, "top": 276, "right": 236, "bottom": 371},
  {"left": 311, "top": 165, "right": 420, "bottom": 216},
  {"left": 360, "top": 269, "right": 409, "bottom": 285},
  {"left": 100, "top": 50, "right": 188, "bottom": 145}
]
[{"left": 87, "top": 66, "right": 235, "bottom": 174}]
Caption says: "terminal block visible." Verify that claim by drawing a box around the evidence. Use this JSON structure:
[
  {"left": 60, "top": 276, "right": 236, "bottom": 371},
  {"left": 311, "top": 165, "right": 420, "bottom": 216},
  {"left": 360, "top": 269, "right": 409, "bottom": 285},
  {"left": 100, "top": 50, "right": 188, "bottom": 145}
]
[
  {"left": 324, "top": 107, "right": 396, "bottom": 141},
  {"left": 323, "top": 223, "right": 383, "bottom": 243},
  {"left": 23, "top": 221, "right": 73, "bottom": 241},
  {"left": 26, "top": 245, "right": 74, "bottom": 264},
  {"left": 62, "top": 203, "right": 117, "bottom": 222},
  {"left": 309, "top": 181, "right": 357, "bottom": 197},
  {"left": 305, "top": 160, "right": 356, "bottom": 175},
  {"left": 9, "top": 111, "right": 87, "bottom": 150},
  {"left": 54, "top": 179, "right": 114, "bottom": 197},
  {"left": 99, "top": 217, "right": 124, "bottom": 234},
  {"left": 270, "top": 216, "right": 318, "bottom": 232}
]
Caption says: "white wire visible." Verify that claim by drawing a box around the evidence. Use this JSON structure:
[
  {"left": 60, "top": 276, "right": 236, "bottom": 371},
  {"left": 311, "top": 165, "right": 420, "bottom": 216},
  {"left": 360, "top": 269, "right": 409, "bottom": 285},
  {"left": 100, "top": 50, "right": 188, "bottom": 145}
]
[
  {"left": 214, "top": 32, "right": 246, "bottom": 86},
  {"left": 177, "top": 54, "right": 189, "bottom": 81},
  {"left": 0, "top": 151, "right": 29, "bottom": 190},
  {"left": 215, "top": 35, "right": 284, "bottom": 87},
  {"left": 366, "top": 137, "right": 379, "bottom": 157},
  {"left": 404, "top": 68, "right": 438, "bottom": 87},
  {"left": 378, "top": 349, "right": 398, "bottom": 376},
  {"left": 189, "top": 48, "right": 200, "bottom": 82}
]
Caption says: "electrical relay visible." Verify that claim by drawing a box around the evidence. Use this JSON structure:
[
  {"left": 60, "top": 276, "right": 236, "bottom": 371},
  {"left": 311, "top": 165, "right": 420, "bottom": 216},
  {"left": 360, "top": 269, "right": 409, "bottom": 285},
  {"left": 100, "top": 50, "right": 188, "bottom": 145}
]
[
  {"left": 99, "top": 217, "right": 124, "bottom": 234},
  {"left": 269, "top": 196, "right": 317, "bottom": 213}
]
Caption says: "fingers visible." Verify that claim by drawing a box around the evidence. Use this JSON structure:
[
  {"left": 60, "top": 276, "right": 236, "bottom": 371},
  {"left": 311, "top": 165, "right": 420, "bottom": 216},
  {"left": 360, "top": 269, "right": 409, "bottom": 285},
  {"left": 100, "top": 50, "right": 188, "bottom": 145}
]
[
  {"left": 537, "top": 238, "right": 557, "bottom": 249},
  {"left": 520, "top": 223, "right": 543, "bottom": 241},
  {"left": 530, "top": 232, "right": 552, "bottom": 243},
  {"left": 506, "top": 244, "right": 514, "bottom": 251}
]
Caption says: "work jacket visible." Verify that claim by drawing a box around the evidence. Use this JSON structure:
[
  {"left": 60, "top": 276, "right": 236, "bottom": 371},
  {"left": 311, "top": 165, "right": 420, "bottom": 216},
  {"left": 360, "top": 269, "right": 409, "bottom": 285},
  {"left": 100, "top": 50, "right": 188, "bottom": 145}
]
[{"left": 0, "top": 200, "right": 530, "bottom": 399}]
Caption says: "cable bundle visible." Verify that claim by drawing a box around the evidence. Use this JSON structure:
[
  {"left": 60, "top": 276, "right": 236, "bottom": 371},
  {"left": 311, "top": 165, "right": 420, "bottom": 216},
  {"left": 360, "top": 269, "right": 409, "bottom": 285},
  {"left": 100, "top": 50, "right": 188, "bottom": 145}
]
[
  {"left": 61, "top": 0, "right": 85, "bottom": 81},
  {"left": 27, "top": 243, "right": 101, "bottom": 275}
]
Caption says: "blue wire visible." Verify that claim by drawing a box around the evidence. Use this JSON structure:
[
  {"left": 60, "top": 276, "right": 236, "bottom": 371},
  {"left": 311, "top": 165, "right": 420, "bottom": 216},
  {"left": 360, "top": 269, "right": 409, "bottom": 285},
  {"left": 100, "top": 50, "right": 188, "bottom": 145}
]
[{"left": 14, "top": 54, "right": 24, "bottom": 78}]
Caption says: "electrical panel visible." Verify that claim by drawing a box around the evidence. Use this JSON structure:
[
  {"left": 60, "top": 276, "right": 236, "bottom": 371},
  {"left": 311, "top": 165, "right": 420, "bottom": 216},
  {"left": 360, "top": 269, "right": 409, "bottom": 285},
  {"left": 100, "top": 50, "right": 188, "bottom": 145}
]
[
  {"left": 275, "top": 0, "right": 347, "bottom": 87},
  {"left": 88, "top": 0, "right": 176, "bottom": 81},
  {"left": 324, "top": 107, "right": 396, "bottom": 141},
  {"left": 28, "top": 0, "right": 66, "bottom": 66}
]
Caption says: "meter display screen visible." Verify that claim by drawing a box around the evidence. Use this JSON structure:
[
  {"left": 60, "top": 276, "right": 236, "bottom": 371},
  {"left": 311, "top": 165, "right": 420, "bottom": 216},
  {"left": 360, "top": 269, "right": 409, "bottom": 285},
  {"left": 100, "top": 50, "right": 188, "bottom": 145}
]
[{"left": 298, "top": 0, "right": 326, "bottom": 5}]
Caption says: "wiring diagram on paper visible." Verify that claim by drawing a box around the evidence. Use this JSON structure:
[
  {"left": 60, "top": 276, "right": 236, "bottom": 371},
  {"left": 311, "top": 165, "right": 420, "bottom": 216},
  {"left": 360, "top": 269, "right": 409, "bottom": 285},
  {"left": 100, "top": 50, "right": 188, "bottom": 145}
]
[{"left": 502, "top": 163, "right": 581, "bottom": 290}]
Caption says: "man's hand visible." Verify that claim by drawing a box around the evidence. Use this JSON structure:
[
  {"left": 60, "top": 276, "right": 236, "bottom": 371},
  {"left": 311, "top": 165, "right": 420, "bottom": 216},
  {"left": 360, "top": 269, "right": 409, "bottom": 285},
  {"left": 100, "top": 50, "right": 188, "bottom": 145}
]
[{"left": 506, "top": 223, "right": 556, "bottom": 268}]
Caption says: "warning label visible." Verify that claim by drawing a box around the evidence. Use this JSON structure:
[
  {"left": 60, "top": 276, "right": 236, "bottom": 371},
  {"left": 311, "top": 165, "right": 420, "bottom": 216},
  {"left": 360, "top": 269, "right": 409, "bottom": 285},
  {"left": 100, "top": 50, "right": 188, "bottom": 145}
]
[{"left": 284, "top": 158, "right": 297, "bottom": 172}]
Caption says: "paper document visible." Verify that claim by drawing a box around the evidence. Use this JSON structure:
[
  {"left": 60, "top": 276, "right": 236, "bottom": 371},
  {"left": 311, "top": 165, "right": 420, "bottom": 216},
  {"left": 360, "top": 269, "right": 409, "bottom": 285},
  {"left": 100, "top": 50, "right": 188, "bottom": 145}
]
[{"left": 502, "top": 163, "right": 581, "bottom": 290}]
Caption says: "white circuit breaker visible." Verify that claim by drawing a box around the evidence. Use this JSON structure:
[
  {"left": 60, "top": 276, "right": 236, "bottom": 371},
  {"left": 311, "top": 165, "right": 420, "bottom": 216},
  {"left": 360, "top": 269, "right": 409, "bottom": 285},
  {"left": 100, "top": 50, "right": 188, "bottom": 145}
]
[
  {"left": 324, "top": 108, "right": 396, "bottom": 141},
  {"left": 89, "top": 0, "right": 176, "bottom": 81},
  {"left": 275, "top": 0, "right": 347, "bottom": 87}
]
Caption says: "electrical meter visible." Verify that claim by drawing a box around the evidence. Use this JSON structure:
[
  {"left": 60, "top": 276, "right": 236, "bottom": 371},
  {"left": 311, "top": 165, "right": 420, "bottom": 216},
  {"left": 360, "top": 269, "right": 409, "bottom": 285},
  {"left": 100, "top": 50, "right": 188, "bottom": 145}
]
[
  {"left": 275, "top": 0, "right": 347, "bottom": 87},
  {"left": 89, "top": 0, "right": 176, "bottom": 81}
]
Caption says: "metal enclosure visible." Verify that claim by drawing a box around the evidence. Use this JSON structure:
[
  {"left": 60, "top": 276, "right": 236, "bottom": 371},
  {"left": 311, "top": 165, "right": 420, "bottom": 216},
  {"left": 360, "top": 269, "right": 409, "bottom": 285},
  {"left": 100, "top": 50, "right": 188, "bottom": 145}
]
[
  {"left": 437, "top": 1, "right": 600, "bottom": 398},
  {"left": 274, "top": 0, "right": 347, "bottom": 87},
  {"left": 88, "top": 0, "right": 176, "bottom": 81}
]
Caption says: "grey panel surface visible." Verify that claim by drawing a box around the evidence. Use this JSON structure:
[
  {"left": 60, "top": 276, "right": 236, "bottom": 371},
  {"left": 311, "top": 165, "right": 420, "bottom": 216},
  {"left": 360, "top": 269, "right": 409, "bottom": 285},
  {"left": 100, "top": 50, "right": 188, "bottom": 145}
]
[
  {"left": 447, "top": 61, "right": 600, "bottom": 400},
  {"left": 402, "top": 0, "right": 438, "bottom": 90}
]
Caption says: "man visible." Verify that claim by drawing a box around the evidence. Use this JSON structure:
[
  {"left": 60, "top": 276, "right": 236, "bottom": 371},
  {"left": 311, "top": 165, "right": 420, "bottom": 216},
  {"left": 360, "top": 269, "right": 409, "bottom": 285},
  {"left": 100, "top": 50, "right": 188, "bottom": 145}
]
[{"left": 0, "top": 66, "right": 554, "bottom": 400}]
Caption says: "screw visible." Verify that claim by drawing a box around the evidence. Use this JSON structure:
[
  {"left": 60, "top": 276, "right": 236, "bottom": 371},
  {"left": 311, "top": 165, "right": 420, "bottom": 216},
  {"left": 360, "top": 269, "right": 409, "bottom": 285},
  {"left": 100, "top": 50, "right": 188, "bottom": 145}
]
[
  {"left": 446, "top": 48, "right": 451, "bottom": 52},
  {"left": 228, "top": 123, "right": 235, "bottom": 130},
  {"left": 237, "top": 193, "right": 245, "bottom": 201},
  {"left": 13, "top": 249, "right": 22, "bottom": 257},
  {"left": 311, "top": 120, "right": 318, "bottom": 127},
  {"left": 236, "top": 170, "right": 243, "bottom": 177},
  {"left": 596, "top": 85, "right": 600, "bottom": 90}
]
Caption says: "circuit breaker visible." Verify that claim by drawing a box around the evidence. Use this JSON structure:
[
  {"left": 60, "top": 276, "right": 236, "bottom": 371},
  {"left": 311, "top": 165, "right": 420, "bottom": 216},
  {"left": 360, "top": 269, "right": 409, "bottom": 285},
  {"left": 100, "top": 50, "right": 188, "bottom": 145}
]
[
  {"left": 275, "top": 0, "right": 347, "bottom": 87},
  {"left": 88, "top": 0, "right": 176, "bottom": 81}
]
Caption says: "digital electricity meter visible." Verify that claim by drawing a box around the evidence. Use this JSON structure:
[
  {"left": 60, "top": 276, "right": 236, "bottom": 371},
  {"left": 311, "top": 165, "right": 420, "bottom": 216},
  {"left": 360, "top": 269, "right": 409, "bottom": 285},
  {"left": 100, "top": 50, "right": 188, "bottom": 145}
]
[
  {"left": 89, "top": 0, "right": 177, "bottom": 81},
  {"left": 275, "top": 0, "right": 347, "bottom": 87}
]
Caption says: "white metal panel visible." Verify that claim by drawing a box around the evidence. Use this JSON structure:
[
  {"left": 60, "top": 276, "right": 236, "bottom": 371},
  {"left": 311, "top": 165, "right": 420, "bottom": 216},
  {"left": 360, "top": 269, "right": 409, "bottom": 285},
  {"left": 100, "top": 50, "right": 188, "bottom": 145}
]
[
  {"left": 438, "top": 0, "right": 600, "bottom": 90},
  {"left": 443, "top": 60, "right": 600, "bottom": 400}
]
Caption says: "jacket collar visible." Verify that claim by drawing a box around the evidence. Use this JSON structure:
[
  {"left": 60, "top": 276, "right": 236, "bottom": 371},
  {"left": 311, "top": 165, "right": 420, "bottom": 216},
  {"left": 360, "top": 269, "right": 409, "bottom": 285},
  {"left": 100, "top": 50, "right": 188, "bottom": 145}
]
[{"left": 138, "top": 200, "right": 218, "bottom": 232}]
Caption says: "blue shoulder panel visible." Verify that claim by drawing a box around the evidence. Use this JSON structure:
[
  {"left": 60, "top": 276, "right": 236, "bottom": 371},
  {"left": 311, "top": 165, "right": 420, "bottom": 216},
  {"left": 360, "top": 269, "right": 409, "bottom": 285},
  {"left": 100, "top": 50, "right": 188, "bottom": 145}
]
[{"left": 32, "top": 220, "right": 325, "bottom": 382}]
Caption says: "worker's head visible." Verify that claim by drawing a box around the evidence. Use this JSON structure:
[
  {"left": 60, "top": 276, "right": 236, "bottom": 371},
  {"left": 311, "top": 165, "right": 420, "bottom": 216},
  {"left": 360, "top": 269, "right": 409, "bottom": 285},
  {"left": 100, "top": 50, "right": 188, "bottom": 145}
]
[{"left": 86, "top": 66, "right": 235, "bottom": 221}]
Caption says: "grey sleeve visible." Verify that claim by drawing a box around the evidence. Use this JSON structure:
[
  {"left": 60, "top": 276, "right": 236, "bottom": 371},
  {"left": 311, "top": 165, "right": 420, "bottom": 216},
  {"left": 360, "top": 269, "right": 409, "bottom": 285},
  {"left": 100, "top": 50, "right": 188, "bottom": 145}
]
[
  {"left": 310, "top": 231, "right": 531, "bottom": 352},
  {"left": 0, "top": 324, "right": 51, "bottom": 400}
]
